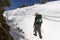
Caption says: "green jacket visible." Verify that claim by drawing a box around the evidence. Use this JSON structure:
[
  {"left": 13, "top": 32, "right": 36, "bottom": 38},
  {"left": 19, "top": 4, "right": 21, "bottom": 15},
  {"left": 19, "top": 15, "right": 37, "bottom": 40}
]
[{"left": 34, "top": 14, "right": 43, "bottom": 25}]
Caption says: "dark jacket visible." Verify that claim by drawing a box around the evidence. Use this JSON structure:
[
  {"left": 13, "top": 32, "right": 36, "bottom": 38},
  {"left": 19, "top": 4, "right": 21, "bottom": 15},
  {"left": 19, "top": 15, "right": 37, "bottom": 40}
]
[{"left": 34, "top": 14, "right": 42, "bottom": 25}]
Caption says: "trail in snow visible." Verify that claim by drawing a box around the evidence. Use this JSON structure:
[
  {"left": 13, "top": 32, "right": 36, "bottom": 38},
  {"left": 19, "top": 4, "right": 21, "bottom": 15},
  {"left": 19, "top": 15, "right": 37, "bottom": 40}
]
[{"left": 3, "top": 1, "right": 60, "bottom": 40}]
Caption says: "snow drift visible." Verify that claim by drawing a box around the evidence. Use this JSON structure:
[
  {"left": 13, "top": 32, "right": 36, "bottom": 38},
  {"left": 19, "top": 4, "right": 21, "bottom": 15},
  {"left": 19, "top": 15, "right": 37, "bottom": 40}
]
[{"left": 3, "top": 1, "right": 60, "bottom": 40}]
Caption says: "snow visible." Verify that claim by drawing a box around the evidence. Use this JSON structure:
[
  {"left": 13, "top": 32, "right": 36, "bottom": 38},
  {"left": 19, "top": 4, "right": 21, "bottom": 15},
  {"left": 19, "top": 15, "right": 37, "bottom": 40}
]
[{"left": 3, "top": 1, "right": 60, "bottom": 40}]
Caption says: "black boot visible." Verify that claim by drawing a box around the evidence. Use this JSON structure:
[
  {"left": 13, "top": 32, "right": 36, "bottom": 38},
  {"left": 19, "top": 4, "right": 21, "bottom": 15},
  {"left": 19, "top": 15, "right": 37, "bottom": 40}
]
[
  {"left": 39, "top": 35, "right": 42, "bottom": 39},
  {"left": 33, "top": 33, "right": 37, "bottom": 36}
]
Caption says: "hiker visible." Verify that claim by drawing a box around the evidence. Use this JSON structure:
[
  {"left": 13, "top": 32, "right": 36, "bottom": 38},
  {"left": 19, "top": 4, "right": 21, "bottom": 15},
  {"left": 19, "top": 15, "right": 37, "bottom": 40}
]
[{"left": 33, "top": 13, "right": 43, "bottom": 39}]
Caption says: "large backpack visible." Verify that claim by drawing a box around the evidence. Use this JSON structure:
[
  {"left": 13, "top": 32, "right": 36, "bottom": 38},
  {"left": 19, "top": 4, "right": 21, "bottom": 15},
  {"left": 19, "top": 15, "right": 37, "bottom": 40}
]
[{"left": 35, "top": 14, "right": 42, "bottom": 25}]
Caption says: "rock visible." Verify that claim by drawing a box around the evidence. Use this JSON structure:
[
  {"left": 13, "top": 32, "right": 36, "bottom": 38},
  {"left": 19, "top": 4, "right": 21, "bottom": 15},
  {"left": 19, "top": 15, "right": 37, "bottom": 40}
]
[{"left": 0, "top": 10, "right": 13, "bottom": 40}]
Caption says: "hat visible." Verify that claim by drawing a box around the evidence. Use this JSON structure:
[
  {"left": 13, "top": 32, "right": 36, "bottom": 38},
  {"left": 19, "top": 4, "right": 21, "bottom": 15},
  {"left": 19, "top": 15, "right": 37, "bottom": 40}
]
[{"left": 35, "top": 12, "right": 39, "bottom": 16}]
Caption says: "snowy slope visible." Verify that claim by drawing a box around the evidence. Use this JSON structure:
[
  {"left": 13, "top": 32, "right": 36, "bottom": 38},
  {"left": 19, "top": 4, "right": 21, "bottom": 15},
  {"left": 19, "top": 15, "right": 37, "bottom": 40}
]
[{"left": 3, "top": 1, "right": 60, "bottom": 40}]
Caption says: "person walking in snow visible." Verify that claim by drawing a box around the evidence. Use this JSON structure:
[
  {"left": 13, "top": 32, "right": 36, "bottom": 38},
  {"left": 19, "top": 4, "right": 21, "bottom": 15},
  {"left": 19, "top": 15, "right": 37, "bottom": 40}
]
[{"left": 33, "top": 13, "right": 43, "bottom": 39}]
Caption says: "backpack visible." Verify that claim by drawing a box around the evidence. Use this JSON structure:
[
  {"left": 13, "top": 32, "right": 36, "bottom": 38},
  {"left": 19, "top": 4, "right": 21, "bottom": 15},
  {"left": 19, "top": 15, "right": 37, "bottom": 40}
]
[{"left": 35, "top": 14, "right": 42, "bottom": 25}]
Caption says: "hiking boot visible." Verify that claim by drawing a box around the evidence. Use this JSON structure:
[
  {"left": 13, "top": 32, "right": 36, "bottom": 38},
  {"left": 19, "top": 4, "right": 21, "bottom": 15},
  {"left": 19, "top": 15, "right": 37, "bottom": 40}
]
[
  {"left": 33, "top": 34, "right": 37, "bottom": 36},
  {"left": 39, "top": 36, "right": 42, "bottom": 39}
]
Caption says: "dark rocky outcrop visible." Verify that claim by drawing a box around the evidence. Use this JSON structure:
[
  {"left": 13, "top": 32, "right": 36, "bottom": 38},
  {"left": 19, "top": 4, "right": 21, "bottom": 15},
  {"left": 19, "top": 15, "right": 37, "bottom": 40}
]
[{"left": 0, "top": 10, "right": 13, "bottom": 40}]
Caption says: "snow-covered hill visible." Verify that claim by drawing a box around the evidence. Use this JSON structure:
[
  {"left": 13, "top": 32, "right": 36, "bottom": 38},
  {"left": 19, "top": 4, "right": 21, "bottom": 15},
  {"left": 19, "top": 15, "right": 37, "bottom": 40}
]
[{"left": 3, "top": 1, "right": 60, "bottom": 40}]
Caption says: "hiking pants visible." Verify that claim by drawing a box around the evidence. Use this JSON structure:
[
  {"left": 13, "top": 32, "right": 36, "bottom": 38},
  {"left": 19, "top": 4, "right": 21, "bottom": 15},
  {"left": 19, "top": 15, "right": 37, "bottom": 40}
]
[{"left": 34, "top": 24, "right": 42, "bottom": 37}]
